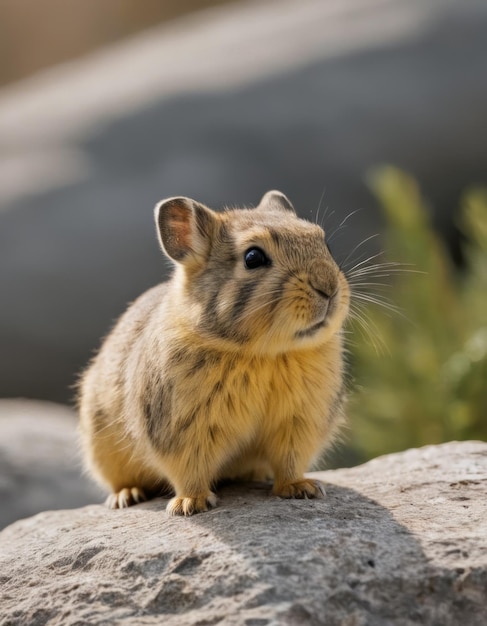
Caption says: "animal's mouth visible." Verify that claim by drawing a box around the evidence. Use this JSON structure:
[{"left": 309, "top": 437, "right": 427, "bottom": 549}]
[{"left": 295, "top": 317, "right": 327, "bottom": 339}]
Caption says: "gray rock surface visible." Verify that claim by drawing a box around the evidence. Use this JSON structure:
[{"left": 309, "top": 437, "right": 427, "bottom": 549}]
[
  {"left": 0, "top": 400, "right": 102, "bottom": 530},
  {"left": 1, "top": 0, "right": 487, "bottom": 403},
  {"left": 1, "top": 441, "right": 486, "bottom": 625}
]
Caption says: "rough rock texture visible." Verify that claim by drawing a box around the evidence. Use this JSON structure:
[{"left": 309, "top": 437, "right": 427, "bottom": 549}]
[
  {"left": 0, "top": 441, "right": 486, "bottom": 625},
  {"left": 0, "top": 400, "right": 102, "bottom": 530}
]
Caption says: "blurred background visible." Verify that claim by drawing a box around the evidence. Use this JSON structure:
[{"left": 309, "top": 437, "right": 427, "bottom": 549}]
[{"left": 0, "top": 0, "right": 486, "bottom": 527}]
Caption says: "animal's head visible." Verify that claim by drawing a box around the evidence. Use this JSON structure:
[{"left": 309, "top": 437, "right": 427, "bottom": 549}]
[{"left": 155, "top": 191, "right": 350, "bottom": 354}]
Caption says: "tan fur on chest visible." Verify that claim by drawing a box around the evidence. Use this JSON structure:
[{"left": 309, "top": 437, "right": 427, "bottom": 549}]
[{"left": 135, "top": 332, "right": 344, "bottom": 487}]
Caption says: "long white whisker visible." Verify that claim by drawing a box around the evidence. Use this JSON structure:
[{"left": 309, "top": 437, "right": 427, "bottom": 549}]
[
  {"left": 347, "top": 260, "right": 414, "bottom": 273},
  {"left": 351, "top": 292, "right": 402, "bottom": 316},
  {"left": 343, "top": 249, "right": 385, "bottom": 274},
  {"left": 340, "top": 235, "right": 381, "bottom": 270},
  {"left": 322, "top": 209, "right": 336, "bottom": 230},
  {"left": 327, "top": 208, "right": 363, "bottom": 244},
  {"left": 347, "top": 281, "right": 391, "bottom": 289},
  {"left": 348, "top": 266, "right": 423, "bottom": 279},
  {"left": 315, "top": 187, "right": 327, "bottom": 227},
  {"left": 348, "top": 303, "right": 388, "bottom": 355}
]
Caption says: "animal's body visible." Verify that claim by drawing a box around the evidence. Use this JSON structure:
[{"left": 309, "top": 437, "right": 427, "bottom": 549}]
[{"left": 78, "top": 191, "right": 350, "bottom": 515}]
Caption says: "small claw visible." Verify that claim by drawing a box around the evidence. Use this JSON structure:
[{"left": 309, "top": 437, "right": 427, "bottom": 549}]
[
  {"left": 130, "top": 487, "right": 147, "bottom": 504},
  {"left": 316, "top": 481, "right": 327, "bottom": 498},
  {"left": 105, "top": 493, "right": 118, "bottom": 509},
  {"left": 105, "top": 487, "right": 147, "bottom": 509}
]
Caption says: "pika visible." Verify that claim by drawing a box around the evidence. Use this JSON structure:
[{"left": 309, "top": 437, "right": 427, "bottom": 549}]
[{"left": 78, "top": 191, "right": 350, "bottom": 516}]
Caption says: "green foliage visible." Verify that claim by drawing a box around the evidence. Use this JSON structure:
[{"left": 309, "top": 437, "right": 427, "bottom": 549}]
[{"left": 346, "top": 167, "right": 487, "bottom": 461}]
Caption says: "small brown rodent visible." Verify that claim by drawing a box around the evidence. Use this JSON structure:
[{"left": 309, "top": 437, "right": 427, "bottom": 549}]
[{"left": 78, "top": 191, "right": 350, "bottom": 515}]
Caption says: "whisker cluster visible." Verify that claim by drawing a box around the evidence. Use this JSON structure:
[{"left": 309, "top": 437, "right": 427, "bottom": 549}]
[
  {"left": 344, "top": 247, "right": 417, "bottom": 352},
  {"left": 313, "top": 197, "right": 418, "bottom": 353}
]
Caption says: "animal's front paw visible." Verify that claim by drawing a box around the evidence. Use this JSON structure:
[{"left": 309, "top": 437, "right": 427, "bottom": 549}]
[
  {"left": 273, "top": 478, "right": 326, "bottom": 500},
  {"left": 105, "top": 487, "right": 147, "bottom": 509},
  {"left": 166, "top": 492, "right": 218, "bottom": 516}
]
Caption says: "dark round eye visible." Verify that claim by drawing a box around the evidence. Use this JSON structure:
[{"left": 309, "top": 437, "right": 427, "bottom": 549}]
[{"left": 244, "top": 247, "right": 270, "bottom": 269}]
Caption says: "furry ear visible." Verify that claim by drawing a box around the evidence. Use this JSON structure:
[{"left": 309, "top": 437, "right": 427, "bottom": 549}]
[
  {"left": 154, "top": 197, "right": 217, "bottom": 264},
  {"left": 259, "top": 190, "right": 295, "bottom": 214}
]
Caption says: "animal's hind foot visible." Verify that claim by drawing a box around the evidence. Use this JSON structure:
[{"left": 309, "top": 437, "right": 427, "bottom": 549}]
[{"left": 105, "top": 486, "right": 147, "bottom": 509}]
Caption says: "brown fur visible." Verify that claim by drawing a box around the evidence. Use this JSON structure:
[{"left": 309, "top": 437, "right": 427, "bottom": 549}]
[{"left": 78, "top": 191, "right": 350, "bottom": 515}]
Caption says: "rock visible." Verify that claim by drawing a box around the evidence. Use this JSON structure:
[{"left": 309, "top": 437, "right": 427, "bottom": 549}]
[
  {"left": 0, "top": 441, "right": 486, "bottom": 625},
  {"left": 0, "top": 399, "right": 102, "bottom": 530}
]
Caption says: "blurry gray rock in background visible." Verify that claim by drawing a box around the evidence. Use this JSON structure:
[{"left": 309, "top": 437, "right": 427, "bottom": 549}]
[
  {"left": 0, "top": 0, "right": 486, "bottom": 402},
  {"left": 0, "top": 400, "right": 102, "bottom": 529}
]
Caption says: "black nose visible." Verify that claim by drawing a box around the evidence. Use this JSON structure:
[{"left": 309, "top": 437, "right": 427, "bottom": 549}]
[
  {"left": 311, "top": 283, "right": 339, "bottom": 300},
  {"left": 309, "top": 259, "right": 339, "bottom": 301},
  {"left": 312, "top": 286, "right": 340, "bottom": 319},
  {"left": 313, "top": 287, "right": 331, "bottom": 300}
]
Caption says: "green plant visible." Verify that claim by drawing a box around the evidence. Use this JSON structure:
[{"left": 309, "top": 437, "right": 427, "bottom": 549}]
[{"left": 346, "top": 167, "right": 487, "bottom": 462}]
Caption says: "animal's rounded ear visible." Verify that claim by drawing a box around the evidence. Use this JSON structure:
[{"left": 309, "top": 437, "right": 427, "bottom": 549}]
[
  {"left": 258, "top": 190, "right": 295, "bottom": 214},
  {"left": 154, "top": 197, "right": 217, "bottom": 264}
]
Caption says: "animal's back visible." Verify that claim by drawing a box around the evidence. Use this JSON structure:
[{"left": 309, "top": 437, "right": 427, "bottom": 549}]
[{"left": 79, "top": 282, "right": 170, "bottom": 495}]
